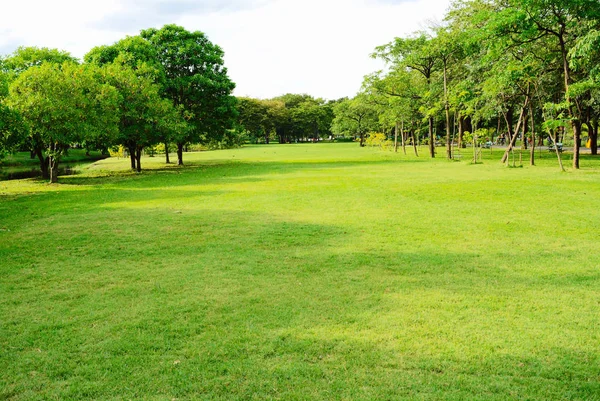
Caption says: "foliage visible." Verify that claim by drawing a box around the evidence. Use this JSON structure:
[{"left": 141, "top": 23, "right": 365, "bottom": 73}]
[
  {"left": 1, "top": 46, "right": 78, "bottom": 76},
  {"left": 7, "top": 62, "right": 119, "bottom": 181},
  {"left": 140, "top": 25, "right": 237, "bottom": 162},
  {"left": 0, "top": 103, "right": 27, "bottom": 159},
  {"left": 99, "top": 62, "right": 185, "bottom": 171},
  {"left": 331, "top": 95, "right": 379, "bottom": 146}
]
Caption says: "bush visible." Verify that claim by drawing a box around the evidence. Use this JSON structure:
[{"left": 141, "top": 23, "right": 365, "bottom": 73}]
[{"left": 366, "top": 132, "right": 387, "bottom": 147}]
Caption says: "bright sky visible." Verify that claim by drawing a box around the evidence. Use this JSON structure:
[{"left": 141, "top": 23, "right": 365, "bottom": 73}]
[{"left": 0, "top": 0, "right": 452, "bottom": 100}]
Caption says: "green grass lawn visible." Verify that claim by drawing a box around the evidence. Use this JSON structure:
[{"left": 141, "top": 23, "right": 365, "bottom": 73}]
[{"left": 1, "top": 143, "right": 599, "bottom": 400}]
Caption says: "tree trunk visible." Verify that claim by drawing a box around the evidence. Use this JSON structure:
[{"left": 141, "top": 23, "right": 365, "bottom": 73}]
[
  {"left": 458, "top": 115, "right": 464, "bottom": 149},
  {"left": 501, "top": 96, "right": 530, "bottom": 164},
  {"left": 177, "top": 143, "right": 184, "bottom": 166},
  {"left": 410, "top": 130, "right": 419, "bottom": 157},
  {"left": 428, "top": 117, "right": 435, "bottom": 158},
  {"left": 401, "top": 120, "right": 406, "bottom": 155},
  {"left": 559, "top": 36, "right": 580, "bottom": 169},
  {"left": 128, "top": 146, "right": 136, "bottom": 170},
  {"left": 572, "top": 121, "right": 581, "bottom": 169},
  {"left": 30, "top": 150, "right": 35, "bottom": 159},
  {"left": 135, "top": 147, "right": 142, "bottom": 172},
  {"left": 521, "top": 113, "right": 529, "bottom": 150},
  {"left": 443, "top": 62, "right": 452, "bottom": 159},
  {"left": 35, "top": 148, "right": 49, "bottom": 179},
  {"left": 591, "top": 119, "right": 598, "bottom": 155},
  {"left": 165, "top": 142, "right": 170, "bottom": 164},
  {"left": 49, "top": 155, "right": 59, "bottom": 184},
  {"left": 529, "top": 101, "right": 535, "bottom": 166},
  {"left": 394, "top": 121, "right": 399, "bottom": 153}
]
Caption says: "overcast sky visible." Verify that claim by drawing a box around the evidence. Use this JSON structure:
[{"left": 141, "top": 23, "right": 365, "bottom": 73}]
[{"left": 0, "top": 0, "right": 452, "bottom": 100}]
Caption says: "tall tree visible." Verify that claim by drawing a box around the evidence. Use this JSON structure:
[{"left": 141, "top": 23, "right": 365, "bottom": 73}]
[
  {"left": 374, "top": 34, "right": 440, "bottom": 157},
  {"left": 140, "top": 24, "right": 237, "bottom": 165}
]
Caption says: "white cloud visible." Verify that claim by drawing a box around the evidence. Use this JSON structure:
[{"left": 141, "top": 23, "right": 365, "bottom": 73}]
[{"left": 0, "top": 0, "right": 452, "bottom": 99}]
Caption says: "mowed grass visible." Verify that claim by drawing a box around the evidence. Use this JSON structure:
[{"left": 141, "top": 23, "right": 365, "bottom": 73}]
[{"left": 1, "top": 143, "right": 599, "bottom": 400}]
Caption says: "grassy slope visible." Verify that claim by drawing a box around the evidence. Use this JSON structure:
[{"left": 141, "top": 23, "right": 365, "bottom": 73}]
[{"left": 1, "top": 144, "right": 599, "bottom": 400}]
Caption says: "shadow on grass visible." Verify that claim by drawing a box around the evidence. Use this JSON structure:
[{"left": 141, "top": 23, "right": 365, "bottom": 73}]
[
  {"left": 57, "top": 157, "right": 426, "bottom": 188},
  {"left": 2, "top": 205, "right": 599, "bottom": 400}
]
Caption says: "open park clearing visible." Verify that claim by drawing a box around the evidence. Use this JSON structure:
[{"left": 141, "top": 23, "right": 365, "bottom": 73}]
[{"left": 1, "top": 143, "right": 599, "bottom": 400}]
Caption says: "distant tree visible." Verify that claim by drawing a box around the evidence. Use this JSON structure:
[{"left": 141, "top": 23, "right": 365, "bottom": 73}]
[
  {"left": 273, "top": 94, "right": 333, "bottom": 142},
  {"left": 332, "top": 95, "right": 378, "bottom": 146},
  {"left": 236, "top": 97, "right": 271, "bottom": 143},
  {"left": 264, "top": 100, "right": 289, "bottom": 143},
  {"left": 140, "top": 24, "right": 237, "bottom": 165}
]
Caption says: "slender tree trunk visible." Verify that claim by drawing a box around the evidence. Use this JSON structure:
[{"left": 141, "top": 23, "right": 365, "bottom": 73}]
[
  {"left": 411, "top": 130, "right": 419, "bottom": 157},
  {"left": 165, "top": 142, "right": 170, "bottom": 164},
  {"left": 521, "top": 113, "right": 529, "bottom": 150},
  {"left": 443, "top": 62, "right": 452, "bottom": 159},
  {"left": 501, "top": 96, "right": 530, "bottom": 164},
  {"left": 394, "top": 121, "right": 399, "bottom": 153},
  {"left": 558, "top": 36, "right": 580, "bottom": 169},
  {"left": 458, "top": 114, "right": 464, "bottom": 149},
  {"left": 358, "top": 118, "right": 365, "bottom": 147},
  {"left": 591, "top": 119, "right": 598, "bottom": 155},
  {"left": 529, "top": 101, "right": 535, "bottom": 166},
  {"left": 428, "top": 117, "right": 435, "bottom": 158},
  {"left": 49, "top": 155, "right": 59, "bottom": 183},
  {"left": 401, "top": 120, "right": 406, "bottom": 155},
  {"left": 177, "top": 143, "right": 184, "bottom": 165},
  {"left": 30, "top": 150, "right": 35, "bottom": 159},
  {"left": 135, "top": 147, "right": 142, "bottom": 172},
  {"left": 572, "top": 121, "right": 581, "bottom": 168}
]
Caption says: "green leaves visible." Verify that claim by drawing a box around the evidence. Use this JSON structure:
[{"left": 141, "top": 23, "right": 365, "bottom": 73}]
[
  {"left": 0, "top": 103, "right": 27, "bottom": 159},
  {"left": 140, "top": 25, "right": 236, "bottom": 149},
  {"left": 7, "top": 62, "right": 120, "bottom": 165}
]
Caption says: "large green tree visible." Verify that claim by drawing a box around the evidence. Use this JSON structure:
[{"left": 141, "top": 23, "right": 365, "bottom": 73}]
[{"left": 140, "top": 24, "right": 237, "bottom": 165}]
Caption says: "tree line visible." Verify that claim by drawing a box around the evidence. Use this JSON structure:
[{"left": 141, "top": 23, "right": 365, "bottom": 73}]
[
  {"left": 333, "top": 0, "right": 600, "bottom": 169},
  {"left": 0, "top": 25, "right": 237, "bottom": 182},
  {"left": 235, "top": 94, "right": 340, "bottom": 144},
  {"left": 2, "top": 1, "right": 599, "bottom": 182}
]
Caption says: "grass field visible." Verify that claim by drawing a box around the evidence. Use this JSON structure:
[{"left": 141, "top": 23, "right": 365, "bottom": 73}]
[{"left": 1, "top": 143, "right": 600, "bottom": 400}]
